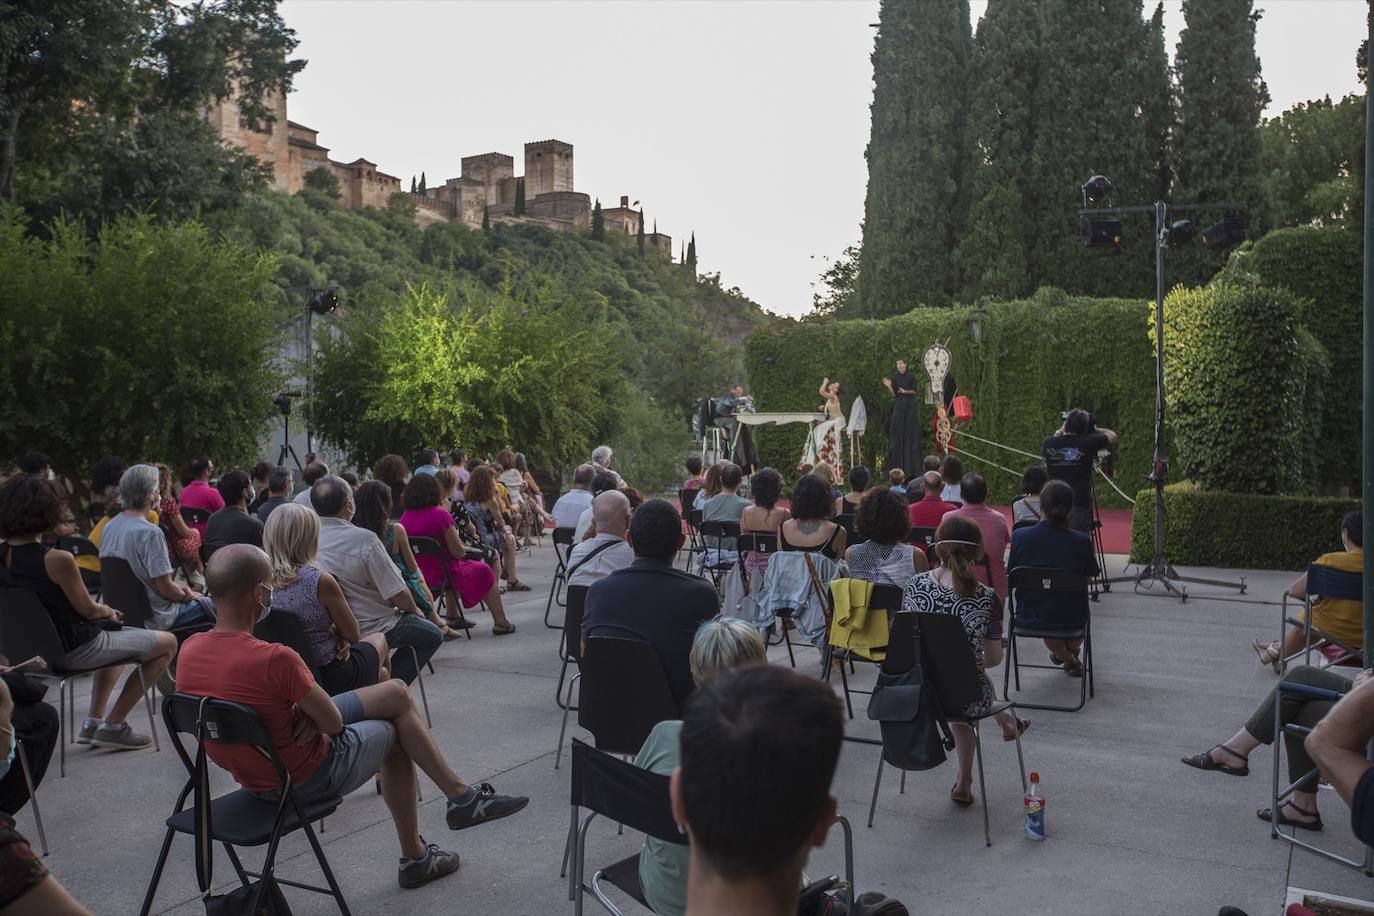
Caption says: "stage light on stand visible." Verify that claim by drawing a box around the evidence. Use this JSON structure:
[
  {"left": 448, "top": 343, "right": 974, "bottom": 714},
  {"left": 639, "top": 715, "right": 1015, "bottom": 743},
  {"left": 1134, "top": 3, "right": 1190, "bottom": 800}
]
[
  {"left": 307, "top": 287, "right": 339, "bottom": 315},
  {"left": 1080, "top": 216, "right": 1122, "bottom": 249},
  {"left": 1080, "top": 175, "right": 1114, "bottom": 205},
  {"left": 1164, "top": 219, "right": 1197, "bottom": 247},
  {"left": 1202, "top": 217, "right": 1245, "bottom": 250}
]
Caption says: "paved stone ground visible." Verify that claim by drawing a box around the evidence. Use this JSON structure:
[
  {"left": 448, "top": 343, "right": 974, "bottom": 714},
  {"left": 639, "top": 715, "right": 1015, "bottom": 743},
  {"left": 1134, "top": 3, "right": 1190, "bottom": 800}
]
[{"left": 28, "top": 543, "right": 1374, "bottom": 914}]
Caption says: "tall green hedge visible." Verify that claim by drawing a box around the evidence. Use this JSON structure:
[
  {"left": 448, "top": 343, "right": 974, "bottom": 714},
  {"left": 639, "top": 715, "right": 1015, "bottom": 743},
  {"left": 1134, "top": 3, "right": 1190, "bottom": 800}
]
[
  {"left": 1129, "top": 485, "right": 1356, "bottom": 570},
  {"left": 1240, "top": 227, "right": 1360, "bottom": 493},
  {"left": 743, "top": 288, "right": 1155, "bottom": 507},
  {"left": 1161, "top": 282, "right": 1326, "bottom": 494}
]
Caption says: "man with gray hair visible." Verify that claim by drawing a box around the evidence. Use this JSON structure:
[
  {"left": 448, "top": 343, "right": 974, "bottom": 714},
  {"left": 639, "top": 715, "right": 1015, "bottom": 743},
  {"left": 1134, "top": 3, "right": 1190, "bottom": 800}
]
[
  {"left": 99, "top": 464, "right": 215, "bottom": 630},
  {"left": 312, "top": 476, "right": 442, "bottom": 684},
  {"left": 590, "top": 445, "right": 625, "bottom": 489},
  {"left": 550, "top": 463, "right": 597, "bottom": 532},
  {"left": 566, "top": 490, "right": 635, "bottom": 588}
]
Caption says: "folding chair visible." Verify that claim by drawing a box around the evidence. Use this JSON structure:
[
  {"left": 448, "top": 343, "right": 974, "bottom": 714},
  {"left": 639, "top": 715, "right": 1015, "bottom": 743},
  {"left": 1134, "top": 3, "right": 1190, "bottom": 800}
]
[
  {"left": 0, "top": 589, "right": 159, "bottom": 777},
  {"left": 1004, "top": 566, "right": 1094, "bottom": 712},
  {"left": 697, "top": 520, "right": 740, "bottom": 590},
  {"left": 139, "top": 694, "right": 351, "bottom": 916},
  {"left": 54, "top": 535, "right": 101, "bottom": 597},
  {"left": 546, "top": 526, "right": 575, "bottom": 628},
  {"left": 555, "top": 586, "right": 588, "bottom": 711},
  {"left": 564, "top": 738, "right": 687, "bottom": 914},
  {"left": 179, "top": 506, "right": 212, "bottom": 531},
  {"left": 555, "top": 637, "right": 679, "bottom": 769},
  {"left": 1012, "top": 519, "right": 1038, "bottom": 532},
  {"left": 829, "top": 583, "right": 903, "bottom": 723},
  {"left": 101, "top": 556, "right": 212, "bottom": 649},
  {"left": 868, "top": 612, "right": 1026, "bottom": 846},
  {"left": 677, "top": 490, "right": 703, "bottom": 573},
  {"left": 686, "top": 509, "right": 707, "bottom": 576},
  {"left": 907, "top": 526, "right": 937, "bottom": 561},
  {"left": 1270, "top": 678, "right": 1374, "bottom": 875},
  {"left": 1280, "top": 563, "right": 1363, "bottom": 673},
  {"left": 407, "top": 536, "right": 473, "bottom": 640},
  {"left": 14, "top": 736, "right": 48, "bottom": 855},
  {"left": 253, "top": 612, "right": 322, "bottom": 682}
]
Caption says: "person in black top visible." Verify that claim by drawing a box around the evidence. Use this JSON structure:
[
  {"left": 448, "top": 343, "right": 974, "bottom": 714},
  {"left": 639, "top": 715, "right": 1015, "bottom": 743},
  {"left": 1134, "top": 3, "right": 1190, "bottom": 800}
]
[
  {"left": 255, "top": 465, "right": 291, "bottom": 523},
  {"left": 778, "top": 474, "right": 846, "bottom": 560},
  {"left": 882, "top": 359, "right": 922, "bottom": 478},
  {"left": 204, "top": 469, "right": 264, "bottom": 559},
  {"left": 0, "top": 474, "right": 175, "bottom": 751},
  {"left": 581, "top": 499, "right": 719, "bottom": 710},
  {"left": 1041, "top": 408, "right": 1117, "bottom": 533}
]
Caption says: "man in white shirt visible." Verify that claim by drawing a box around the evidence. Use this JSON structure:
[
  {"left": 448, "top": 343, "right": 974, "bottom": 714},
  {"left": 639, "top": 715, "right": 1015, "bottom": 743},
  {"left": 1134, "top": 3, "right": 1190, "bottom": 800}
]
[
  {"left": 566, "top": 491, "right": 635, "bottom": 588},
  {"left": 312, "top": 476, "right": 441, "bottom": 684},
  {"left": 551, "top": 464, "right": 596, "bottom": 531}
]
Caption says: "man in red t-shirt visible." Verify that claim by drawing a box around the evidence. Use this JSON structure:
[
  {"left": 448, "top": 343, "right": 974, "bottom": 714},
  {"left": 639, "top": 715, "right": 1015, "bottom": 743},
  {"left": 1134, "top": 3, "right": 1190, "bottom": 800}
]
[
  {"left": 908, "top": 470, "right": 958, "bottom": 529},
  {"left": 177, "top": 545, "right": 529, "bottom": 890}
]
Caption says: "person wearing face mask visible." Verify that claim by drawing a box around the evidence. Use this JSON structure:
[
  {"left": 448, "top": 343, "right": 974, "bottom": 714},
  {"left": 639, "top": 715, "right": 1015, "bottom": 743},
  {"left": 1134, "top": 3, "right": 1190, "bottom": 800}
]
[
  {"left": 312, "top": 476, "right": 443, "bottom": 686},
  {"left": 175, "top": 545, "right": 529, "bottom": 890},
  {"left": 203, "top": 469, "right": 264, "bottom": 560}
]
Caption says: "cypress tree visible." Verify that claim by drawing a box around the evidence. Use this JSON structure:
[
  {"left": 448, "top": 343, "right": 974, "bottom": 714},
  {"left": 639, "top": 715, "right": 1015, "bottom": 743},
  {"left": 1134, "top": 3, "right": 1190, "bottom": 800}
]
[
  {"left": 410, "top": 175, "right": 417, "bottom": 193},
  {"left": 1141, "top": 2, "right": 1172, "bottom": 202},
  {"left": 591, "top": 198, "right": 604, "bottom": 240},
  {"left": 482, "top": 204, "right": 490, "bottom": 230},
  {"left": 855, "top": 0, "right": 972, "bottom": 314},
  {"left": 636, "top": 207, "right": 645, "bottom": 253},
  {"left": 686, "top": 232, "right": 697, "bottom": 269},
  {"left": 514, "top": 178, "right": 526, "bottom": 216},
  {"left": 952, "top": 0, "right": 1043, "bottom": 300},
  {"left": 418, "top": 171, "right": 426, "bottom": 194}
]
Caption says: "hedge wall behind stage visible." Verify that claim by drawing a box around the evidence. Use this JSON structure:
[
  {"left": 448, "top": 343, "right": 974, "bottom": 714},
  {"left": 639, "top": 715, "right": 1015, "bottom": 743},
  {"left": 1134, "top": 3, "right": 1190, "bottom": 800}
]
[
  {"left": 742, "top": 288, "right": 1156, "bottom": 508},
  {"left": 1129, "top": 485, "right": 1358, "bottom": 571}
]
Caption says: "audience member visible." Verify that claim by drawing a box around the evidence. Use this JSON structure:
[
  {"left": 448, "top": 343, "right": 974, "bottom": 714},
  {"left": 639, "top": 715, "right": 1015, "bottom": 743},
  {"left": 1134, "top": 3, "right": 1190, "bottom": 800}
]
[
  {"left": 908, "top": 470, "right": 958, "bottom": 532},
  {"left": 203, "top": 469, "right": 263, "bottom": 559},
  {"left": 739, "top": 468, "right": 789, "bottom": 578},
  {"left": 835, "top": 465, "right": 870, "bottom": 516},
  {"left": 702, "top": 463, "right": 750, "bottom": 553},
  {"left": 1042, "top": 409, "right": 1117, "bottom": 532},
  {"left": 778, "top": 475, "right": 846, "bottom": 560},
  {"left": 177, "top": 457, "right": 224, "bottom": 533},
  {"left": 1011, "top": 464, "right": 1048, "bottom": 525},
  {"left": 566, "top": 490, "right": 634, "bottom": 588},
  {"left": 400, "top": 473, "right": 515, "bottom": 636},
  {"left": 846, "top": 488, "right": 929, "bottom": 587},
  {"left": 691, "top": 462, "right": 724, "bottom": 512},
  {"left": 465, "top": 466, "right": 525, "bottom": 591},
  {"left": 551, "top": 464, "right": 596, "bottom": 532},
  {"left": 313, "top": 476, "right": 442, "bottom": 685},
  {"left": 575, "top": 472, "right": 620, "bottom": 541},
  {"left": 940, "top": 455, "right": 963, "bottom": 504},
  {"left": 373, "top": 455, "right": 410, "bottom": 520},
  {"left": 1307, "top": 672, "right": 1374, "bottom": 844},
  {"left": 582, "top": 499, "right": 718, "bottom": 710},
  {"left": 902, "top": 515, "right": 1024, "bottom": 802},
  {"left": 1255, "top": 512, "right": 1363, "bottom": 672},
  {"left": 154, "top": 463, "right": 203, "bottom": 580},
  {"left": 449, "top": 449, "right": 470, "bottom": 490},
  {"left": 922, "top": 455, "right": 941, "bottom": 474},
  {"left": 496, "top": 449, "right": 539, "bottom": 547},
  {"left": 248, "top": 460, "right": 273, "bottom": 514},
  {"left": 340, "top": 471, "right": 359, "bottom": 489},
  {"left": 671, "top": 665, "right": 842, "bottom": 916},
  {"left": 811, "top": 462, "right": 840, "bottom": 501},
  {"left": 264, "top": 503, "right": 389, "bottom": 694},
  {"left": 292, "top": 461, "right": 330, "bottom": 507},
  {"left": 0, "top": 474, "right": 176, "bottom": 750},
  {"left": 351, "top": 481, "right": 457, "bottom": 640},
  {"left": 256, "top": 465, "right": 292, "bottom": 523},
  {"left": 945, "top": 472, "right": 1009, "bottom": 598},
  {"left": 515, "top": 453, "right": 551, "bottom": 522},
  {"left": 635, "top": 619, "right": 767, "bottom": 916},
  {"left": 414, "top": 449, "right": 440, "bottom": 477},
  {"left": 17, "top": 452, "right": 53, "bottom": 479},
  {"left": 1008, "top": 480, "right": 1099, "bottom": 675},
  {"left": 591, "top": 444, "right": 625, "bottom": 489},
  {"left": 88, "top": 454, "right": 125, "bottom": 521},
  {"left": 100, "top": 465, "right": 215, "bottom": 630},
  {"left": 888, "top": 468, "right": 907, "bottom": 498},
  {"left": 682, "top": 456, "right": 706, "bottom": 492},
  {"left": 0, "top": 668, "right": 58, "bottom": 818},
  {"left": 176, "top": 545, "right": 528, "bottom": 890}
]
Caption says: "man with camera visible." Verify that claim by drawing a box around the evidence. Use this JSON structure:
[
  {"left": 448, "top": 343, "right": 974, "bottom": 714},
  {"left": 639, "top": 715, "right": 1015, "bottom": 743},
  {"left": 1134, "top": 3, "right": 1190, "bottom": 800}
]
[{"left": 1042, "top": 409, "right": 1117, "bottom": 533}]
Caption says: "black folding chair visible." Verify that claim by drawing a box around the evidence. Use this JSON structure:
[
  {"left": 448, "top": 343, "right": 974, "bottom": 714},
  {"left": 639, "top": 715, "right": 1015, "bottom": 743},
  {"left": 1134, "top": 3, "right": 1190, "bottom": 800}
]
[
  {"left": 868, "top": 612, "right": 1026, "bottom": 846},
  {"left": 907, "top": 526, "right": 937, "bottom": 560},
  {"left": 102, "top": 556, "right": 212, "bottom": 646},
  {"left": 829, "top": 583, "right": 904, "bottom": 724},
  {"left": 407, "top": 536, "right": 473, "bottom": 640},
  {"left": 555, "top": 585, "right": 588, "bottom": 713},
  {"left": 1012, "top": 519, "right": 1038, "bottom": 532},
  {"left": 1280, "top": 563, "right": 1363, "bottom": 673},
  {"left": 686, "top": 509, "right": 707, "bottom": 576},
  {"left": 555, "top": 637, "right": 680, "bottom": 769},
  {"left": 139, "top": 694, "right": 351, "bottom": 916},
  {"left": 1003, "top": 566, "right": 1093, "bottom": 712},
  {"left": 54, "top": 535, "right": 101, "bottom": 597},
  {"left": 0, "top": 589, "right": 159, "bottom": 778},
  {"left": 697, "top": 520, "right": 740, "bottom": 590},
  {"left": 677, "top": 490, "right": 703, "bottom": 573},
  {"left": 179, "top": 506, "right": 212, "bottom": 530},
  {"left": 836, "top": 512, "right": 868, "bottom": 547},
  {"left": 546, "top": 526, "right": 576, "bottom": 628},
  {"left": 253, "top": 612, "right": 322, "bottom": 682},
  {"left": 564, "top": 738, "right": 687, "bottom": 914}
]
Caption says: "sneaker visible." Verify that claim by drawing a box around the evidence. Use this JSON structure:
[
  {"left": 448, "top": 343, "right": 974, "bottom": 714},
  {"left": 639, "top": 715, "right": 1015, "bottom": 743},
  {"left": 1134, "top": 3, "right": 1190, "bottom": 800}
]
[
  {"left": 445, "top": 783, "right": 529, "bottom": 831},
  {"left": 76, "top": 718, "right": 101, "bottom": 745},
  {"left": 91, "top": 721, "right": 152, "bottom": 750},
  {"left": 397, "top": 842, "right": 460, "bottom": 889},
  {"left": 155, "top": 670, "right": 177, "bottom": 697}
]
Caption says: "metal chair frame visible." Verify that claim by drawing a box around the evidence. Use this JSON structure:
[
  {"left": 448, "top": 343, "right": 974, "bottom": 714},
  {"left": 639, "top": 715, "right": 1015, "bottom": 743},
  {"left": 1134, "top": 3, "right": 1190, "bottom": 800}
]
[
  {"left": 1280, "top": 564, "right": 1363, "bottom": 674},
  {"left": 406, "top": 536, "right": 473, "bottom": 641},
  {"left": 1003, "top": 566, "right": 1094, "bottom": 713},
  {"left": 697, "top": 520, "right": 741, "bottom": 591},
  {"left": 545, "top": 527, "right": 575, "bottom": 628}
]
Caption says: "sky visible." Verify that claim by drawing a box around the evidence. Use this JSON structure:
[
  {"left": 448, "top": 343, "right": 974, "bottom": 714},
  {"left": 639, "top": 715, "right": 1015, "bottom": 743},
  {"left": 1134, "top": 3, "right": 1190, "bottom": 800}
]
[{"left": 279, "top": 0, "right": 1366, "bottom": 317}]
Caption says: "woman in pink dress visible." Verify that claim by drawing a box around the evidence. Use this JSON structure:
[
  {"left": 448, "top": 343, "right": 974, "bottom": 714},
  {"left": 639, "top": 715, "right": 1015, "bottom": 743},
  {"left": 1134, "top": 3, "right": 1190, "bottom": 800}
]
[{"left": 398, "top": 472, "right": 516, "bottom": 636}]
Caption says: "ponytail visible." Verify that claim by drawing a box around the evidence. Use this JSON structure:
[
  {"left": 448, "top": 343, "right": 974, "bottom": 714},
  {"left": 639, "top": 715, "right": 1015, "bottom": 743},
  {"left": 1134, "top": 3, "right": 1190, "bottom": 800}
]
[
  {"left": 934, "top": 515, "right": 984, "bottom": 598},
  {"left": 1039, "top": 480, "right": 1074, "bottom": 530}
]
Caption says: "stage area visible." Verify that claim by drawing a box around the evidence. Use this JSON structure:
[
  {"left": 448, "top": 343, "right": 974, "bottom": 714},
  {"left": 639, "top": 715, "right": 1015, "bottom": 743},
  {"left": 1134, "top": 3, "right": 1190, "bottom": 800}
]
[{"left": 37, "top": 544, "right": 1366, "bottom": 914}]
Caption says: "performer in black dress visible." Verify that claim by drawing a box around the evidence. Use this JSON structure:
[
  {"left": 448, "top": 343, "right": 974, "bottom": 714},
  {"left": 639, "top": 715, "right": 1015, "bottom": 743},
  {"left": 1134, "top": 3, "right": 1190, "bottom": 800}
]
[{"left": 882, "top": 359, "right": 922, "bottom": 477}]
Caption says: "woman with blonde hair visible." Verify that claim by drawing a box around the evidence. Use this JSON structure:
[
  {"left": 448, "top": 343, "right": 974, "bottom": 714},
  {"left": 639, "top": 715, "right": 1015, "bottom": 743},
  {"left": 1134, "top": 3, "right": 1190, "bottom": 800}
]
[
  {"left": 263, "top": 503, "right": 390, "bottom": 693},
  {"left": 901, "top": 514, "right": 1026, "bottom": 804}
]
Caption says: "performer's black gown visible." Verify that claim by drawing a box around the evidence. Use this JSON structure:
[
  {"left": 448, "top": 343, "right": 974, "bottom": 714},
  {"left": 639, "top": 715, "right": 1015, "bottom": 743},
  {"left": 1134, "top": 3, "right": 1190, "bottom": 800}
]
[{"left": 885, "top": 371, "right": 922, "bottom": 476}]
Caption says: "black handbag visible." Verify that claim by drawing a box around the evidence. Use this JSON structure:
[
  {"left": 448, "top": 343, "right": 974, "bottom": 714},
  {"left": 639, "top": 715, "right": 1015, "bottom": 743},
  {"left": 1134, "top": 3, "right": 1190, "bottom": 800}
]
[{"left": 866, "top": 656, "right": 954, "bottom": 771}]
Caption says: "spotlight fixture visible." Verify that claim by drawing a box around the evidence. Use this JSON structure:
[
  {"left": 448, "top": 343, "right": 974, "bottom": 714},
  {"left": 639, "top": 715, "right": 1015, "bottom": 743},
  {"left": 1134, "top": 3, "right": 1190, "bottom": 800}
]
[
  {"left": 1164, "top": 219, "right": 1197, "bottom": 247},
  {"left": 1080, "top": 174, "right": 1114, "bottom": 206},
  {"left": 1080, "top": 215, "right": 1122, "bottom": 249},
  {"left": 307, "top": 288, "right": 339, "bottom": 315},
  {"left": 1202, "top": 217, "right": 1246, "bottom": 250}
]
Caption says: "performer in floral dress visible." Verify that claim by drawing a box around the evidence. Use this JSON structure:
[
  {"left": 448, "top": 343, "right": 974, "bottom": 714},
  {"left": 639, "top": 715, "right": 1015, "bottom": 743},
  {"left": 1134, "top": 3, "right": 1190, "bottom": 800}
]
[{"left": 799, "top": 377, "right": 845, "bottom": 478}]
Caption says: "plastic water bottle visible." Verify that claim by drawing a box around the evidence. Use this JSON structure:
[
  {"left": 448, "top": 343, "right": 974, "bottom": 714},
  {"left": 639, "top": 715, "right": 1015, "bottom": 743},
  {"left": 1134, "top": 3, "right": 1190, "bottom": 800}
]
[{"left": 1024, "top": 771, "right": 1045, "bottom": 840}]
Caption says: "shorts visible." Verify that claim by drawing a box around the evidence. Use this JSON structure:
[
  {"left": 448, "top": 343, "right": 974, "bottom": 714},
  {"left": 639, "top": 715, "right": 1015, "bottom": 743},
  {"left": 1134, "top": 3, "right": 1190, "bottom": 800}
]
[
  {"left": 261, "top": 690, "right": 395, "bottom": 804},
  {"left": 0, "top": 814, "right": 45, "bottom": 907},
  {"left": 60, "top": 627, "right": 159, "bottom": 670},
  {"left": 317, "top": 642, "right": 381, "bottom": 697}
]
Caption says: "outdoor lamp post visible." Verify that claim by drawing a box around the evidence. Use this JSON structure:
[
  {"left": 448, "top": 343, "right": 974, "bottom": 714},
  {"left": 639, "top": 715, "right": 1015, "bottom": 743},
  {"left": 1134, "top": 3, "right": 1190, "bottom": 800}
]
[{"left": 967, "top": 303, "right": 987, "bottom": 346}]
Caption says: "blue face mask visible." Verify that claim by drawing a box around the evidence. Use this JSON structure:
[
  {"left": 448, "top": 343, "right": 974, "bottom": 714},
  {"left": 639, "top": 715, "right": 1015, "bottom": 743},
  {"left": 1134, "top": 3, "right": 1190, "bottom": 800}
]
[{"left": 0, "top": 727, "right": 16, "bottom": 781}]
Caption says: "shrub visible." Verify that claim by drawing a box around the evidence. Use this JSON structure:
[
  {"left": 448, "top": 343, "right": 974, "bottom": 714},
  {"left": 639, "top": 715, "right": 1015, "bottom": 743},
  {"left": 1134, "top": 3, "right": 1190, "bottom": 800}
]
[{"left": 1129, "top": 485, "right": 1357, "bottom": 571}]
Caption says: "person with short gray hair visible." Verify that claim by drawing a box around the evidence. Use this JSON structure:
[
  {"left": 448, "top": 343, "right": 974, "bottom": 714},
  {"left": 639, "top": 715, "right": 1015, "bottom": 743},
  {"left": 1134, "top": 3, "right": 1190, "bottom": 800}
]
[
  {"left": 100, "top": 464, "right": 216, "bottom": 630},
  {"left": 590, "top": 445, "right": 625, "bottom": 488}
]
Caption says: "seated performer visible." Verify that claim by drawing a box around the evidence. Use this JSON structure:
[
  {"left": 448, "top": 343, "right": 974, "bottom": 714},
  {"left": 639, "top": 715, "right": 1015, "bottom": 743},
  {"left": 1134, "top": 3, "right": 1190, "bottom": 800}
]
[{"left": 714, "top": 385, "right": 752, "bottom": 460}]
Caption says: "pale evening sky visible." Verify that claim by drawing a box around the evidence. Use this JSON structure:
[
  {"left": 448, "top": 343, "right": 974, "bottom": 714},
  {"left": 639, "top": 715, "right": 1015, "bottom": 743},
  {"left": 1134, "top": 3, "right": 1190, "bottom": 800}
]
[{"left": 279, "top": 0, "right": 1366, "bottom": 317}]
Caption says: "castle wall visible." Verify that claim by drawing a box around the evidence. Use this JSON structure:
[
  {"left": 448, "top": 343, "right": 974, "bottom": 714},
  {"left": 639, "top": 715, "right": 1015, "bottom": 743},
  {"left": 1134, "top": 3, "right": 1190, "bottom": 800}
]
[
  {"left": 207, "top": 92, "right": 291, "bottom": 191},
  {"left": 524, "top": 140, "right": 573, "bottom": 199},
  {"left": 460, "top": 153, "right": 514, "bottom": 206},
  {"left": 526, "top": 191, "right": 591, "bottom": 228}
]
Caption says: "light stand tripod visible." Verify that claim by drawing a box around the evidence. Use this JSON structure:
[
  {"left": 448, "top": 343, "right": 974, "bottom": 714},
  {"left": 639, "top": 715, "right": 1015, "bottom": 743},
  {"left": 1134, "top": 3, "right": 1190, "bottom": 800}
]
[
  {"left": 1087, "top": 470, "right": 1110, "bottom": 601},
  {"left": 1081, "top": 195, "right": 1248, "bottom": 602},
  {"left": 274, "top": 393, "right": 304, "bottom": 473}
]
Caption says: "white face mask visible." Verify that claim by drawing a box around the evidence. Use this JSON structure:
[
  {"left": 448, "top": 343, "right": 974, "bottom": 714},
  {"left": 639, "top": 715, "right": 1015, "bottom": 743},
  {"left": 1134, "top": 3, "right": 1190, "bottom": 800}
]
[{"left": 256, "top": 584, "right": 273, "bottom": 624}]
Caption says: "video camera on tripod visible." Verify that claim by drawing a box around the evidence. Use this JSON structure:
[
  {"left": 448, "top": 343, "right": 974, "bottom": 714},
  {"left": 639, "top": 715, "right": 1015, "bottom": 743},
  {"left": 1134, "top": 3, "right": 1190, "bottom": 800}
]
[{"left": 274, "top": 391, "right": 302, "bottom": 416}]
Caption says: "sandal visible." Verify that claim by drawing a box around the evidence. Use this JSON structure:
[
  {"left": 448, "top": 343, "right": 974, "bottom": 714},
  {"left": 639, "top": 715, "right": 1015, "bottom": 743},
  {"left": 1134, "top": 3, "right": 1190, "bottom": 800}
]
[
  {"left": 492, "top": 623, "right": 517, "bottom": 636},
  {"left": 446, "top": 617, "right": 475, "bottom": 630},
  {"left": 441, "top": 626, "right": 462, "bottom": 641},
  {"left": 1063, "top": 658, "right": 1084, "bottom": 678},
  {"left": 1180, "top": 744, "right": 1250, "bottom": 776},
  {"left": 1257, "top": 800, "right": 1323, "bottom": 831},
  {"left": 950, "top": 785, "right": 974, "bottom": 806},
  {"left": 1252, "top": 639, "right": 1282, "bottom": 674},
  {"left": 505, "top": 581, "right": 532, "bottom": 592},
  {"left": 1002, "top": 718, "right": 1031, "bottom": 742}
]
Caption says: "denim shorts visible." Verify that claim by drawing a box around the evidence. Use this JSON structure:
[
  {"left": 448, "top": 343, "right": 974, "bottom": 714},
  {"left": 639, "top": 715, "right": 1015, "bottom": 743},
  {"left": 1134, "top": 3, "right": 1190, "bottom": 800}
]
[{"left": 259, "top": 690, "right": 395, "bottom": 803}]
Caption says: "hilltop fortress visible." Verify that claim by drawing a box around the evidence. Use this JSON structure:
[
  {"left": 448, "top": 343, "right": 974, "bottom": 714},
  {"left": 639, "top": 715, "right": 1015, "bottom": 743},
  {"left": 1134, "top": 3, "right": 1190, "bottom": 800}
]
[{"left": 209, "top": 92, "right": 673, "bottom": 256}]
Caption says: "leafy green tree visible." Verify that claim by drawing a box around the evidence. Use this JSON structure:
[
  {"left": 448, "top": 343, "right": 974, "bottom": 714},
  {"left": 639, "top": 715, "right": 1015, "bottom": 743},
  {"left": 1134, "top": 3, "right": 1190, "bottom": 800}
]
[
  {"left": 0, "top": 207, "right": 285, "bottom": 491},
  {"left": 1141, "top": 2, "right": 1172, "bottom": 202},
  {"left": 418, "top": 171, "right": 426, "bottom": 194},
  {"left": 514, "top": 178, "right": 525, "bottom": 216},
  {"left": 304, "top": 167, "right": 341, "bottom": 199},
  {"left": 856, "top": 0, "right": 972, "bottom": 314},
  {"left": 951, "top": 0, "right": 1043, "bottom": 300},
  {"left": 1258, "top": 95, "right": 1365, "bottom": 229},
  {"left": 591, "top": 197, "right": 604, "bottom": 240},
  {"left": 811, "top": 243, "right": 860, "bottom": 315}
]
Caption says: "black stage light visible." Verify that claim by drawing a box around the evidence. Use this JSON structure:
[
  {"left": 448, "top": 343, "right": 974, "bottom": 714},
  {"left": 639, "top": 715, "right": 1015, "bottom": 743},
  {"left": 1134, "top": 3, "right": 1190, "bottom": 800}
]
[
  {"left": 1202, "top": 217, "right": 1245, "bottom": 250},
  {"left": 1165, "top": 219, "right": 1197, "bottom": 246},
  {"left": 1080, "top": 215, "right": 1122, "bottom": 248},
  {"left": 307, "top": 288, "right": 340, "bottom": 314},
  {"left": 1080, "top": 174, "right": 1114, "bottom": 205}
]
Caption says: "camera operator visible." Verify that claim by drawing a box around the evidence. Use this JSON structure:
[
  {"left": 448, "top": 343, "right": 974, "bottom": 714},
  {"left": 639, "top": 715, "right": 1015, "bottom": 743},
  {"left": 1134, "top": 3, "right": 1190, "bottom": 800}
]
[{"left": 1042, "top": 409, "right": 1117, "bottom": 533}]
